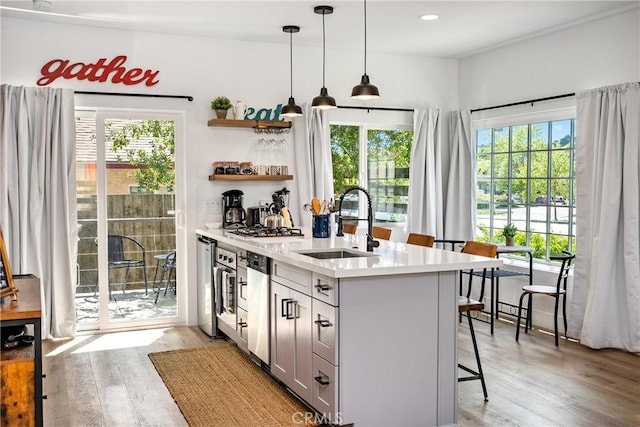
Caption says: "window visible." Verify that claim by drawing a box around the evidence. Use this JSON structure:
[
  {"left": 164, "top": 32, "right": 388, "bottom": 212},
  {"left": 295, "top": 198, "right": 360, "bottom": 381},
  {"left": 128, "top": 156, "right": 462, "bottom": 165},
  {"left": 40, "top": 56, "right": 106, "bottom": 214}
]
[
  {"left": 331, "top": 124, "right": 413, "bottom": 230},
  {"left": 475, "top": 119, "right": 576, "bottom": 261}
]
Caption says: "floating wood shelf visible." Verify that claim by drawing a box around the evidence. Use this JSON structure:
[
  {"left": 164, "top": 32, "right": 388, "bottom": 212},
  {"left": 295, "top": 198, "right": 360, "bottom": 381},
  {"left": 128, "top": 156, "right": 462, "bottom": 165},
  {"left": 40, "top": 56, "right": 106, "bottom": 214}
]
[
  {"left": 209, "top": 174, "right": 294, "bottom": 181},
  {"left": 207, "top": 118, "right": 292, "bottom": 129}
]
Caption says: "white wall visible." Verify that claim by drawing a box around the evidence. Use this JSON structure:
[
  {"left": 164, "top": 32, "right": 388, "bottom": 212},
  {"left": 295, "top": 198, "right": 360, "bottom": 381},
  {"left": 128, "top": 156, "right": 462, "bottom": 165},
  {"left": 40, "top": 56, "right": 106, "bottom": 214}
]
[
  {"left": 1, "top": 16, "right": 457, "bottom": 326},
  {"left": 459, "top": 8, "right": 639, "bottom": 109}
]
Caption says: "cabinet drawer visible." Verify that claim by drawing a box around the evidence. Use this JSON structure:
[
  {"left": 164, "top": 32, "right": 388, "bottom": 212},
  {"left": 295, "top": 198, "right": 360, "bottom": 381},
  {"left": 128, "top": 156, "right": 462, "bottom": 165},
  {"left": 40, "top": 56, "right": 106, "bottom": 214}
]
[
  {"left": 312, "top": 300, "right": 338, "bottom": 365},
  {"left": 312, "top": 273, "right": 338, "bottom": 306},
  {"left": 271, "top": 261, "right": 312, "bottom": 295},
  {"left": 312, "top": 353, "right": 338, "bottom": 418}
]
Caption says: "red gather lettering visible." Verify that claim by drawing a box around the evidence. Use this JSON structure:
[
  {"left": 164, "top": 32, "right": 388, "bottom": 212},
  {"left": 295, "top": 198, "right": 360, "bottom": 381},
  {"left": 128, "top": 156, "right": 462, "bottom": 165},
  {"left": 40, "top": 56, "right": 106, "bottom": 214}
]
[{"left": 37, "top": 59, "right": 69, "bottom": 86}]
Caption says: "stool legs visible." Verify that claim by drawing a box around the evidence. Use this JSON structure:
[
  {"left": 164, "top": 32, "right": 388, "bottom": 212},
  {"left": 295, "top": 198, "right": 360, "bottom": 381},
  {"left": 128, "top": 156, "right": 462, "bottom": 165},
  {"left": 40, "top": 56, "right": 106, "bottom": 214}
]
[{"left": 458, "top": 312, "right": 488, "bottom": 402}]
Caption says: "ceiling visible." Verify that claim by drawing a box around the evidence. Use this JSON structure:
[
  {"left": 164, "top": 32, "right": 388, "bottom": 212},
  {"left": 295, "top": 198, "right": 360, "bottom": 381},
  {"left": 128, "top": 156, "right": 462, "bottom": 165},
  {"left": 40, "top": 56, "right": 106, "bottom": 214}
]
[{"left": 1, "top": 0, "right": 638, "bottom": 58}]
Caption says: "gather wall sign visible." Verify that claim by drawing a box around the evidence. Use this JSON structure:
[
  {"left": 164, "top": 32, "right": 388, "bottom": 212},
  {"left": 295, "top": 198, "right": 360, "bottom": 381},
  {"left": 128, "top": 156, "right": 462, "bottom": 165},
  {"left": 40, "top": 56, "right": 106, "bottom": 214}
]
[{"left": 37, "top": 55, "right": 160, "bottom": 87}]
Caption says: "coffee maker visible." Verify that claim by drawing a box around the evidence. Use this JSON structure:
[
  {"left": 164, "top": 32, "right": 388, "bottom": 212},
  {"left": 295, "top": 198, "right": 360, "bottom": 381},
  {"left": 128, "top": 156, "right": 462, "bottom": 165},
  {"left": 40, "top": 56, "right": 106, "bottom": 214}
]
[{"left": 222, "top": 189, "right": 246, "bottom": 229}]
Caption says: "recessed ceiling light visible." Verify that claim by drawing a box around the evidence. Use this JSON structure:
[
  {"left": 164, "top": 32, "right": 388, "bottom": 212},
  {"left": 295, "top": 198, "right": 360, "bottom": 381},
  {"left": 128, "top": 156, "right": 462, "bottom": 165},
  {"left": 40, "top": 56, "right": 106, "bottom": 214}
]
[{"left": 419, "top": 14, "right": 439, "bottom": 21}]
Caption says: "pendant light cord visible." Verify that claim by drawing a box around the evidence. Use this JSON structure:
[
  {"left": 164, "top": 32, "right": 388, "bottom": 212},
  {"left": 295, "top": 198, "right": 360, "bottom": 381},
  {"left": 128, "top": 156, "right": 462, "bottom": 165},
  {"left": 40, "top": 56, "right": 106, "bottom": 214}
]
[
  {"left": 289, "top": 31, "right": 294, "bottom": 97},
  {"left": 322, "top": 11, "right": 326, "bottom": 87},
  {"left": 363, "top": 0, "right": 367, "bottom": 74}
]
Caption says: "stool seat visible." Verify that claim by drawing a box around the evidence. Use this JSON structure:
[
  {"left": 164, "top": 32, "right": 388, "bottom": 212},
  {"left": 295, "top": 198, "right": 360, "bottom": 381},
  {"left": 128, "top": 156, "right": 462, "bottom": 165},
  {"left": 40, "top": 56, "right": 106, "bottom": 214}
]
[
  {"left": 459, "top": 296, "right": 484, "bottom": 312},
  {"left": 521, "top": 285, "right": 566, "bottom": 295}
]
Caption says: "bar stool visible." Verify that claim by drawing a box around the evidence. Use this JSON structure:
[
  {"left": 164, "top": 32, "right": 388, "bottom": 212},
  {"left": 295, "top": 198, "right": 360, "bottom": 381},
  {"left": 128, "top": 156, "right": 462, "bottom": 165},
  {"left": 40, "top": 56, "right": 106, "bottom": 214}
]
[{"left": 458, "top": 296, "right": 489, "bottom": 402}]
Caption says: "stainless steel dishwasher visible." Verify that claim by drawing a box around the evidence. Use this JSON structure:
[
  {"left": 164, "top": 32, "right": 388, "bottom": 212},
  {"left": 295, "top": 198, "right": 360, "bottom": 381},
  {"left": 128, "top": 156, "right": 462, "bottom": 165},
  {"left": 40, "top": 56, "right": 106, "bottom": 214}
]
[
  {"left": 197, "top": 235, "right": 219, "bottom": 337},
  {"left": 246, "top": 251, "right": 270, "bottom": 364}
]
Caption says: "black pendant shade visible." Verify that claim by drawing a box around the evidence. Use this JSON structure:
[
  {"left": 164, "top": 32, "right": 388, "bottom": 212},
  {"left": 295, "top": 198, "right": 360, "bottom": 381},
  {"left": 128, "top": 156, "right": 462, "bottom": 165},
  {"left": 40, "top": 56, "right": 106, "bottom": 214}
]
[
  {"left": 282, "top": 96, "right": 303, "bottom": 116},
  {"left": 351, "top": 74, "right": 380, "bottom": 99},
  {"left": 282, "top": 25, "right": 303, "bottom": 117},
  {"left": 312, "top": 5, "right": 337, "bottom": 109},
  {"left": 352, "top": 0, "right": 380, "bottom": 99},
  {"left": 312, "top": 87, "right": 336, "bottom": 109}
]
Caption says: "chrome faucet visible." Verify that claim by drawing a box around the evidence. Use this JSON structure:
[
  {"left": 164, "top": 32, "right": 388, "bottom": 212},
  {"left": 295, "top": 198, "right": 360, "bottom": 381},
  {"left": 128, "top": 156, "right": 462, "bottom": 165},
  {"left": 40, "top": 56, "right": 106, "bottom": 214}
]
[{"left": 335, "top": 186, "right": 380, "bottom": 252}]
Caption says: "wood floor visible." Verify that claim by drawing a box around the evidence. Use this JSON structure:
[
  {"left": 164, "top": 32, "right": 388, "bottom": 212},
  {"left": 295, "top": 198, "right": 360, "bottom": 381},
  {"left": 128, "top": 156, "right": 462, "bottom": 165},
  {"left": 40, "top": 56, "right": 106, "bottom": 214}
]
[{"left": 41, "top": 320, "right": 639, "bottom": 426}]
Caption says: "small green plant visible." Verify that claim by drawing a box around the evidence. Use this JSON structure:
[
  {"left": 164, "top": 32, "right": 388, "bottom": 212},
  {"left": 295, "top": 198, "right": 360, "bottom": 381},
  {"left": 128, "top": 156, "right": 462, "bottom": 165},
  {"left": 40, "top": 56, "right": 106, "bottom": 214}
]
[
  {"left": 210, "top": 96, "right": 232, "bottom": 110},
  {"left": 503, "top": 223, "right": 518, "bottom": 238}
]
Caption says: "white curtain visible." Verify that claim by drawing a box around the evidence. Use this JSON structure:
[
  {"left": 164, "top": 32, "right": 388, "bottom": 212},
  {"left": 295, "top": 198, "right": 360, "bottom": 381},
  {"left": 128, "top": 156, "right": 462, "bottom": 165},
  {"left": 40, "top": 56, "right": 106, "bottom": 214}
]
[
  {"left": 0, "top": 84, "right": 77, "bottom": 339},
  {"left": 408, "top": 109, "right": 442, "bottom": 237},
  {"left": 292, "top": 103, "right": 333, "bottom": 228},
  {"left": 444, "top": 110, "right": 475, "bottom": 241},
  {"left": 569, "top": 82, "right": 640, "bottom": 352}
]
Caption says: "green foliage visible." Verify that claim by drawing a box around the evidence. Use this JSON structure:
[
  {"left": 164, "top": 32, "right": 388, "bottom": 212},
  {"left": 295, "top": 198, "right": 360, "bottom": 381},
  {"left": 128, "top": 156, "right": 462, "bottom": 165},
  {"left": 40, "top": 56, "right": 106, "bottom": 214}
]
[
  {"left": 107, "top": 120, "right": 175, "bottom": 193},
  {"left": 211, "top": 96, "right": 232, "bottom": 110},
  {"left": 503, "top": 223, "right": 517, "bottom": 238},
  {"left": 331, "top": 125, "right": 360, "bottom": 196}
]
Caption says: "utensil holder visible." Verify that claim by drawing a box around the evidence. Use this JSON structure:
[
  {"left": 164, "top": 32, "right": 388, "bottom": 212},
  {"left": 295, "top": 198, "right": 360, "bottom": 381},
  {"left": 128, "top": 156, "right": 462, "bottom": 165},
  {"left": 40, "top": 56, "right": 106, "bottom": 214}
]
[{"left": 312, "top": 215, "right": 331, "bottom": 238}]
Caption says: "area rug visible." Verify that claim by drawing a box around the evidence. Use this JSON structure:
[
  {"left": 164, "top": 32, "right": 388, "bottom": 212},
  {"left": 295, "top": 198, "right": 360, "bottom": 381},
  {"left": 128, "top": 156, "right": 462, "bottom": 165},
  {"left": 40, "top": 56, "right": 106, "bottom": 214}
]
[{"left": 148, "top": 344, "right": 317, "bottom": 427}]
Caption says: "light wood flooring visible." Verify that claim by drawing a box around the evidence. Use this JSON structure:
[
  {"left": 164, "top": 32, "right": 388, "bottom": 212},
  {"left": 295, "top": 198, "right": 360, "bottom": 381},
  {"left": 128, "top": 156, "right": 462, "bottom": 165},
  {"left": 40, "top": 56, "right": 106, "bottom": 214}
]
[{"left": 41, "top": 320, "right": 639, "bottom": 426}]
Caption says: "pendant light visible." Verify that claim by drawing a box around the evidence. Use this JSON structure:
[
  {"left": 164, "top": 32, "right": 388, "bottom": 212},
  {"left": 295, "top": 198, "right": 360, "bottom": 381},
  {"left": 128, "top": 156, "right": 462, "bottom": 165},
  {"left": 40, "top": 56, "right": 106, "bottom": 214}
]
[
  {"left": 312, "top": 5, "right": 337, "bottom": 109},
  {"left": 351, "top": 0, "right": 380, "bottom": 99},
  {"left": 281, "top": 25, "right": 303, "bottom": 117}
]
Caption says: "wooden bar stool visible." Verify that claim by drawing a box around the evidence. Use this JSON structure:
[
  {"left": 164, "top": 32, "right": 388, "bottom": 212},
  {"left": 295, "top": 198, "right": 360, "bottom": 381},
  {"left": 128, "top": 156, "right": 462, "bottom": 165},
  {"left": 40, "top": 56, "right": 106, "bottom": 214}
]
[
  {"left": 458, "top": 296, "right": 489, "bottom": 402},
  {"left": 342, "top": 223, "right": 357, "bottom": 234},
  {"left": 372, "top": 226, "right": 392, "bottom": 240}
]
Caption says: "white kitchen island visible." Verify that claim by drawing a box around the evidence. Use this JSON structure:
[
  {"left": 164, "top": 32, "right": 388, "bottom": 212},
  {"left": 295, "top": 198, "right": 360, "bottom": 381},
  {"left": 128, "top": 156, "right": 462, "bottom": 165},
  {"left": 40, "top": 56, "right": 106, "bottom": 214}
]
[{"left": 196, "top": 228, "right": 502, "bottom": 427}]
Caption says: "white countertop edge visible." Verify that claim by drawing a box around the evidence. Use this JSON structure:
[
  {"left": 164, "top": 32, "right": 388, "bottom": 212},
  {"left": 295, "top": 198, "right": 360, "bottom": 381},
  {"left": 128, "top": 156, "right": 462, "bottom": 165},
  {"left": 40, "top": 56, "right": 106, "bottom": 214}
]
[{"left": 196, "top": 228, "right": 503, "bottom": 279}]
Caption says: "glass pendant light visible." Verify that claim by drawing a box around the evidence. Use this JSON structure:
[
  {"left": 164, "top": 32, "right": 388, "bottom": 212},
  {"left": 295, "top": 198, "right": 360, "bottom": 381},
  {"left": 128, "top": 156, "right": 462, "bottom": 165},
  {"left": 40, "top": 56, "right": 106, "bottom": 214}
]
[
  {"left": 312, "top": 5, "right": 337, "bottom": 109},
  {"left": 351, "top": 0, "right": 380, "bottom": 99},
  {"left": 281, "top": 25, "right": 303, "bottom": 117}
]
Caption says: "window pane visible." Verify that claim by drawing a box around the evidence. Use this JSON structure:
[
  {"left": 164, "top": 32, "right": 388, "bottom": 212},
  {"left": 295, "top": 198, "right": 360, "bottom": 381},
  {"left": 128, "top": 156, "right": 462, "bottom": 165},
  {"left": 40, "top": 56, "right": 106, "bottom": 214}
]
[
  {"left": 530, "top": 151, "right": 548, "bottom": 178},
  {"left": 367, "top": 129, "right": 412, "bottom": 225},
  {"left": 331, "top": 124, "right": 359, "bottom": 197},
  {"left": 494, "top": 153, "right": 509, "bottom": 178},
  {"left": 511, "top": 125, "right": 528, "bottom": 151},
  {"left": 493, "top": 128, "right": 509, "bottom": 153},
  {"left": 477, "top": 128, "right": 491, "bottom": 151},
  {"left": 551, "top": 149, "right": 571, "bottom": 178},
  {"left": 551, "top": 120, "right": 572, "bottom": 149},
  {"left": 511, "top": 152, "right": 528, "bottom": 178},
  {"left": 477, "top": 150, "right": 491, "bottom": 178},
  {"left": 531, "top": 122, "right": 549, "bottom": 150}
]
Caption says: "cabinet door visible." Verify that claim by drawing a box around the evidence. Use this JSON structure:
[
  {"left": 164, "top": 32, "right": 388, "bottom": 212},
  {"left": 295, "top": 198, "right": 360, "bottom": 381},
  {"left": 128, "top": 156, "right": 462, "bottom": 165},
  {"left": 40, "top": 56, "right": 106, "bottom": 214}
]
[
  {"left": 312, "top": 353, "right": 338, "bottom": 419},
  {"left": 237, "top": 307, "right": 249, "bottom": 354},
  {"left": 290, "top": 290, "right": 313, "bottom": 404},
  {"left": 270, "top": 281, "right": 293, "bottom": 384}
]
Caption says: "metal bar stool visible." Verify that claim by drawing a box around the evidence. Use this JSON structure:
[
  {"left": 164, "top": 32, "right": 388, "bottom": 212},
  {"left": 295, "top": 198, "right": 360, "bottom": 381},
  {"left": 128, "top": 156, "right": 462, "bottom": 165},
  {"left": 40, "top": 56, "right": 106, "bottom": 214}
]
[{"left": 458, "top": 296, "right": 489, "bottom": 402}]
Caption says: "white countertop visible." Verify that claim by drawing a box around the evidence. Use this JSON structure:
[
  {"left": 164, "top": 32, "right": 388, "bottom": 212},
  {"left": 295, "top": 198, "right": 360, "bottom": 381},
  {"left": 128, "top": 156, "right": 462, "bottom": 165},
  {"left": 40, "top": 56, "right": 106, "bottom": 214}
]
[{"left": 197, "top": 228, "right": 503, "bottom": 279}]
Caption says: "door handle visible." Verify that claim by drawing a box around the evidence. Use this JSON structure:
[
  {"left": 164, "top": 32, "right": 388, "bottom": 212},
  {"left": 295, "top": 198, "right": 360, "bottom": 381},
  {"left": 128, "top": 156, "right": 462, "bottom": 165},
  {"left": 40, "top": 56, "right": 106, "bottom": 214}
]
[
  {"left": 286, "top": 300, "right": 297, "bottom": 320},
  {"left": 314, "top": 374, "right": 330, "bottom": 385},
  {"left": 281, "top": 298, "right": 293, "bottom": 318}
]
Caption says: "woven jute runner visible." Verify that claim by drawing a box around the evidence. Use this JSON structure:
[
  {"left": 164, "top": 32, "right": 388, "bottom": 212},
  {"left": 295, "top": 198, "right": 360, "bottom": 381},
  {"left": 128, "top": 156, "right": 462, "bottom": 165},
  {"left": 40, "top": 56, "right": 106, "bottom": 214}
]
[{"left": 148, "top": 343, "right": 317, "bottom": 427}]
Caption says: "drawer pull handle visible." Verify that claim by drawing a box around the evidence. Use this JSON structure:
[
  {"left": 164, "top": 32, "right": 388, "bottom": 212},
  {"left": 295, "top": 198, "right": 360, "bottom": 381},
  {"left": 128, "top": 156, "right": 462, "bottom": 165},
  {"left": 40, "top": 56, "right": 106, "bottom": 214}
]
[
  {"left": 315, "top": 283, "right": 331, "bottom": 292},
  {"left": 314, "top": 319, "right": 332, "bottom": 328},
  {"left": 286, "top": 300, "right": 297, "bottom": 320},
  {"left": 238, "top": 321, "right": 248, "bottom": 328},
  {"left": 281, "top": 298, "right": 293, "bottom": 317},
  {"left": 314, "top": 375, "right": 330, "bottom": 385}
]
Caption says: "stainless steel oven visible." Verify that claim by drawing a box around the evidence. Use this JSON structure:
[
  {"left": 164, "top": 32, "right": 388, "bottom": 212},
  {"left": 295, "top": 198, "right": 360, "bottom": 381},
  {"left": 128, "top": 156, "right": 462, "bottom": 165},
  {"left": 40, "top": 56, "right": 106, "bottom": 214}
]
[{"left": 214, "top": 244, "right": 238, "bottom": 337}]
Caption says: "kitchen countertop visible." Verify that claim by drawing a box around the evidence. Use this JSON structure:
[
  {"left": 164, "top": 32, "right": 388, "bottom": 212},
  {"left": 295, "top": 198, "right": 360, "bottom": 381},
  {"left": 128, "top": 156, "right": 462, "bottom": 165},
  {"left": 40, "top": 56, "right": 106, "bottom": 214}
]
[{"left": 196, "top": 228, "right": 502, "bottom": 278}]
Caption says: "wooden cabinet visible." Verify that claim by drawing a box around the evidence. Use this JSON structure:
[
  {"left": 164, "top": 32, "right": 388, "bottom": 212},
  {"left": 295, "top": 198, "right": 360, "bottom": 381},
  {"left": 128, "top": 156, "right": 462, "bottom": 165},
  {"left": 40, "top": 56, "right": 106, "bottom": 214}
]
[
  {"left": 270, "top": 280, "right": 313, "bottom": 403},
  {"left": 0, "top": 275, "right": 43, "bottom": 427}
]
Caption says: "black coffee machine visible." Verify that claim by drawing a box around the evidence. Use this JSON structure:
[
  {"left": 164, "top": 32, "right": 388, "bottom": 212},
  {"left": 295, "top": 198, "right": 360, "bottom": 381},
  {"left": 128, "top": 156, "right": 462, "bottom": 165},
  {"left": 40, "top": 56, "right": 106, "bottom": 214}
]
[{"left": 222, "top": 189, "right": 246, "bottom": 229}]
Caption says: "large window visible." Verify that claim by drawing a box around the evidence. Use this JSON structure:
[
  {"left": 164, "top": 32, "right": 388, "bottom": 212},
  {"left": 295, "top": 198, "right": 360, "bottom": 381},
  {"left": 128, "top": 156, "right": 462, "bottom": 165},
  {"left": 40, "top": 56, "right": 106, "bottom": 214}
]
[
  {"left": 331, "top": 124, "right": 412, "bottom": 229},
  {"left": 475, "top": 119, "right": 576, "bottom": 261}
]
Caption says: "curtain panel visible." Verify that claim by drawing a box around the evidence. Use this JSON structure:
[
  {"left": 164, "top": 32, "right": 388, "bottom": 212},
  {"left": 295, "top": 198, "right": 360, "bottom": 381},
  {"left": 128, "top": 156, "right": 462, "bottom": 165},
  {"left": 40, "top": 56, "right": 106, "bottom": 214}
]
[
  {"left": 408, "top": 109, "right": 443, "bottom": 237},
  {"left": 570, "top": 82, "right": 640, "bottom": 352},
  {"left": 444, "top": 110, "right": 475, "bottom": 241},
  {"left": 292, "top": 103, "right": 333, "bottom": 228},
  {"left": 0, "top": 84, "right": 77, "bottom": 338}
]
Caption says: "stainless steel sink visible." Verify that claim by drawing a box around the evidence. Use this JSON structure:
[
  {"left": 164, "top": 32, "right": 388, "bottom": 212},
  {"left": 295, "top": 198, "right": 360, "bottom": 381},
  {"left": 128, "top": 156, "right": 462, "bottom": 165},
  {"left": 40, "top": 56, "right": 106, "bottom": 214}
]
[{"left": 294, "top": 249, "right": 377, "bottom": 259}]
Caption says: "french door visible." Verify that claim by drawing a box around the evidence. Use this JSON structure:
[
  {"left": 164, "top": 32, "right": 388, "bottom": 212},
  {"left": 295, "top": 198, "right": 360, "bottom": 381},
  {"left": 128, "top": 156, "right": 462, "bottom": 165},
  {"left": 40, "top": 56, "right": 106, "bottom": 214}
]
[{"left": 75, "top": 109, "right": 185, "bottom": 331}]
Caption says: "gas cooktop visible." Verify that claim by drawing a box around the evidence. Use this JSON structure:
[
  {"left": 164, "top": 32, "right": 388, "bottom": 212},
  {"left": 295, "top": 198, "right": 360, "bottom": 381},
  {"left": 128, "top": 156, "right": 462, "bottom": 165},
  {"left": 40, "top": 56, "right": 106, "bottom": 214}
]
[{"left": 230, "top": 226, "right": 304, "bottom": 238}]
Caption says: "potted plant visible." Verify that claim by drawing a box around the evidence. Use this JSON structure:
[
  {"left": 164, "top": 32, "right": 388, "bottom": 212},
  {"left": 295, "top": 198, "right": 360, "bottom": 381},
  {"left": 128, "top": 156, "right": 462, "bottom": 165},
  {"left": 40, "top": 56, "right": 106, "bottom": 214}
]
[
  {"left": 211, "top": 96, "right": 232, "bottom": 119},
  {"left": 503, "top": 223, "right": 517, "bottom": 246}
]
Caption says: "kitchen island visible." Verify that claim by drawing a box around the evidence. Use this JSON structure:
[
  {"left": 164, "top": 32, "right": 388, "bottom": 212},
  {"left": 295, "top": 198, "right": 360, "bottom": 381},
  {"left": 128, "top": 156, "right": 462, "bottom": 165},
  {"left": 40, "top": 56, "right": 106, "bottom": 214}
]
[{"left": 196, "top": 228, "right": 502, "bottom": 426}]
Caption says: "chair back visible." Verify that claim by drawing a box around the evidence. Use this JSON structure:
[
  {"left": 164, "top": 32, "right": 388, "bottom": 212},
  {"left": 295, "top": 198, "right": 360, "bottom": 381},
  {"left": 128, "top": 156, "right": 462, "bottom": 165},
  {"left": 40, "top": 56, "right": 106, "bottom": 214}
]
[
  {"left": 164, "top": 251, "right": 177, "bottom": 269},
  {"left": 342, "top": 223, "right": 357, "bottom": 235},
  {"left": 407, "top": 233, "right": 435, "bottom": 248},
  {"left": 462, "top": 241, "right": 498, "bottom": 258},
  {"left": 107, "top": 235, "right": 126, "bottom": 263},
  {"left": 551, "top": 251, "right": 575, "bottom": 292},
  {"left": 372, "top": 226, "right": 392, "bottom": 240}
]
